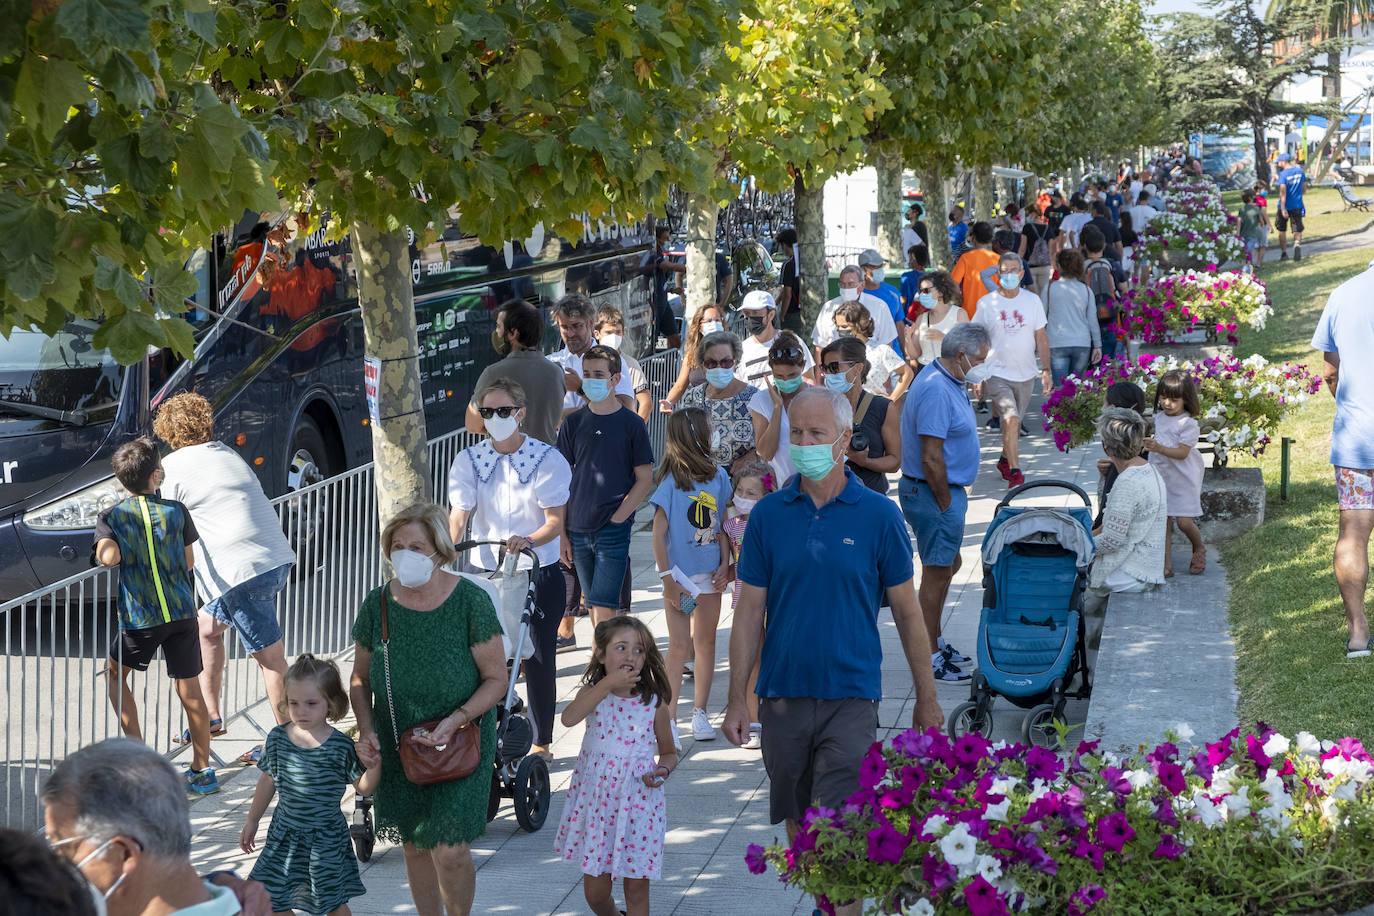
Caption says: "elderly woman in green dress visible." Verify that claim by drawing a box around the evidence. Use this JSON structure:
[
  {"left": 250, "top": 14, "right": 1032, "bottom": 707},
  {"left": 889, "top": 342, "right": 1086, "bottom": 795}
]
[{"left": 350, "top": 503, "right": 508, "bottom": 916}]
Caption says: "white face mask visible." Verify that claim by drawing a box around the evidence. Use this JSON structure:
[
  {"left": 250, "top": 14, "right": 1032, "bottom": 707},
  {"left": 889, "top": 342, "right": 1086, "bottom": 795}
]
[
  {"left": 484, "top": 414, "right": 520, "bottom": 442},
  {"left": 391, "top": 548, "right": 437, "bottom": 588},
  {"left": 598, "top": 333, "right": 623, "bottom": 350},
  {"left": 53, "top": 836, "right": 126, "bottom": 916},
  {"left": 700, "top": 320, "right": 724, "bottom": 335},
  {"left": 871, "top": 267, "right": 886, "bottom": 283},
  {"left": 961, "top": 354, "right": 993, "bottom": 385},
  {"left": 732, "top": 495, "right": 757, "bottom": 513},
  {"left": 839, "top": 287, "right": 860, "bottom": 302}
]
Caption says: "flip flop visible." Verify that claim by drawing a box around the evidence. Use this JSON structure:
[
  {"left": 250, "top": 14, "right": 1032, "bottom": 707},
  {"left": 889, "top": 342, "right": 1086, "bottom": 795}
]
[
  {"left": 239, "top": 745, "right": 264, "bottom": 765},
  {"left": 172, "top": 719, "right": 224, "bottom": 744},
  {"left": 1347, "top": 640, "right": 1371, "bottom": 659}
]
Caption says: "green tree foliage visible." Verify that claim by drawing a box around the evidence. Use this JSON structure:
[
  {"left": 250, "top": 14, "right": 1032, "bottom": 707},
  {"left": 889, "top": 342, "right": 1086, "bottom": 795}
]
[{"left": 1158, "top": 0, "right": 1342, "bottom": 184}]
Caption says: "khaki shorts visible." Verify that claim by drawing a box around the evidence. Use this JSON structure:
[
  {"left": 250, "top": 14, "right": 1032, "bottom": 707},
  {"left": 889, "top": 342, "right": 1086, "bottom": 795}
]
[
  {"left": 758, "top": 696, "right": 878, "bottom": 824},
  {"left": 984, "top": 376, "right": 1034, "bottom": 420}
]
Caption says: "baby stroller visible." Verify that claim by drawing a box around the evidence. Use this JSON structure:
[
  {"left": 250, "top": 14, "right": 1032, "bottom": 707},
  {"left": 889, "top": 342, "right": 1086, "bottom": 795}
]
[
  {"left": 946, "top": 481, "right": 1096, "bottom": 748},
  {"left": 350, "top": 540, "right": 551, "bottom": 861}
]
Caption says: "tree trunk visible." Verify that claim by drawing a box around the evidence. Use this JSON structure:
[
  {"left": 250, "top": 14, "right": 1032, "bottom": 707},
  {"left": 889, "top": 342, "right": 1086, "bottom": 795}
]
[
  {"left": 350, "top": 220, "right": 431, "bottom": 529},
  {"left": 794, "top": 173, "right": 827, "bottom": 333},
  {"left": 684, "top": 191, "right": 718, "bottom": 324},
  {"left": 973, "top": 165, "right": 995, "bottom": 224},
  {"left": 916, "top": 163, "right": 952, "bottom": 270},
  {"left": 874, "top": 148, "right": 905, "bottom": 267},
  {"left": 1253, "top": 122, "right": 1271, "bottom": 186}
]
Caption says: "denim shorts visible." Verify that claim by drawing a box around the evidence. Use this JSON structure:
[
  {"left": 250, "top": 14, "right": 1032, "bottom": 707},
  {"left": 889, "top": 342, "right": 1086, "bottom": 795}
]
[
  {"left": 567, "top": 520, "right": 635, "bottom": 610},
  {"left": 202, "top": 564, "right": 291, "bottom": 653},
  {"left": 899, "top": 477, "right": 968, "bottom": 568}
]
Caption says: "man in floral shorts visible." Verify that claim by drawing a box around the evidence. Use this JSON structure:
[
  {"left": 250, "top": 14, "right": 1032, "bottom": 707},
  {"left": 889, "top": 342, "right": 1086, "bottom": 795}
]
[{"left": 1311, "top": 261, "right": 1374, "bottom": 657}]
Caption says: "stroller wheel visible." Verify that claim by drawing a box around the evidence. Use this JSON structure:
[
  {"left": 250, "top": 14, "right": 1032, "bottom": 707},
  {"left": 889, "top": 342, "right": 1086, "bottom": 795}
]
[
  {"left": 350, "top": 796, "right": 375, "bottom": 862},
  {"left": 948, "top": 701, "right": 993, "bottom": 739},
  {"left": 512, "top": 754, "right": 552, "bottom": 832},
  {"left": 1022, "top": 704, "right": 1062, "bottom": 749},
  {"left": 487, "top": 769, "right": 503, "bottom": 823}
]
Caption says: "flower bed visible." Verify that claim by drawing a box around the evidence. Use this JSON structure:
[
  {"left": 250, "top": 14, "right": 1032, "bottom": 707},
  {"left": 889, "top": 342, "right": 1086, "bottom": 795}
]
[
  {"left": 1039, "top": 353, "right": 1320, "bottom": 456},
  {"left": 748, "top": 725, "right": 1374, "bottom": 915},
  {"left": 1137, "top": 180, "right": 1245, "bottom": 269},
  {"left": 1117, "top": 270, "right": 1272, "bottom": 345}
]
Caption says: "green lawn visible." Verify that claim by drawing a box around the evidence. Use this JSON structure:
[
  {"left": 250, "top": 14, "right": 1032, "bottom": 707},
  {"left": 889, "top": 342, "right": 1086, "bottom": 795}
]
[
  {"left": 1218, "top": 185, "right": 1373, "bottom": 244},
  {"left": 1216, "top": 245, "right": 1374, "bottom": 742}
]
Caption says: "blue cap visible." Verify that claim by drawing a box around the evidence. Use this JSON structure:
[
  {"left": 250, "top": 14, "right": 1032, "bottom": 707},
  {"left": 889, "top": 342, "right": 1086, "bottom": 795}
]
[{"left": 1277, "top": 153, "right": 1292, "bottom": 162}]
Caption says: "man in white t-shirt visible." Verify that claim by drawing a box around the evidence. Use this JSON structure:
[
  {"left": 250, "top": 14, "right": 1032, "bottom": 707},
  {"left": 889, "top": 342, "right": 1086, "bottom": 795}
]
[
  {"left": 1127, "top": 190, "right": 1157, "bottom": 234},
  {"left": 972, "top": 252, "right": 1051, "bottom": 488},
  {"left": 547, "top": 294, "right": 636, "bottom": 418},
  {"left": 1058, "top": 197, "right": 1091, "bottom": 250},
  {"left": 155, "top": 392, "right": 295, "bottom": 746},
  {"left": 735, "top": 289, "right": 813, "bottom": 386},
  {"left": 812, "top": 265, "right": 899, "bottom": 371}
]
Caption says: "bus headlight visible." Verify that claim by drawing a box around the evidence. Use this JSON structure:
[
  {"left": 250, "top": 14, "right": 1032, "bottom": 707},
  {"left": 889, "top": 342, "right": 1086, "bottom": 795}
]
[{"left": 22, "top": 477, "right": 129, "bottom": 530}]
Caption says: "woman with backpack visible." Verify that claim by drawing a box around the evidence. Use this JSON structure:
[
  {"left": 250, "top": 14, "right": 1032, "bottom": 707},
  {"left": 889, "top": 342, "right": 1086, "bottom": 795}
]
[
  {"left": 1045, "top": 249, "right": 1102, "bottom": 386},
  {"left": 1018, "top": 204, "right": 1058, "bottom": 302}
]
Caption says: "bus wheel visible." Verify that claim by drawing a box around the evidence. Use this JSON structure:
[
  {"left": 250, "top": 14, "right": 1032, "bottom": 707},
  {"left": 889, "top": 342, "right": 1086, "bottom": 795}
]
[{"left": 283, "top": 416, "right": 335, "bottom": 571}]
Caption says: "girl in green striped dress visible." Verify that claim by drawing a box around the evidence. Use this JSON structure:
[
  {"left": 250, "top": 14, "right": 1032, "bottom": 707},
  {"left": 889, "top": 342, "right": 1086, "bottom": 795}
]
[{"left": 240, "top": 655, "right": 380, "bottom": 915}]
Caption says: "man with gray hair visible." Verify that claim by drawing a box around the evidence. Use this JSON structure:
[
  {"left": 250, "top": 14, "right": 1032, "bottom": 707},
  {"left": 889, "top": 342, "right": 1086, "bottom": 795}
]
[
  {"left": 811, "top": 264, "right": 901, "bottom": 370},
  {"left": 41, "top": 738, "right": 256, "bottom": 914},
  {"left": 724, "top": 387, "right": 942, "bottom": 915},
  {"left": 547, "top": 294, "right": 636, "bottom": 420},
  {"left": 972, "top": 251, "right": 1051, "bottom": 489},
  {"left": 899, "top": 323, "right": 992, "bottom": 683}
]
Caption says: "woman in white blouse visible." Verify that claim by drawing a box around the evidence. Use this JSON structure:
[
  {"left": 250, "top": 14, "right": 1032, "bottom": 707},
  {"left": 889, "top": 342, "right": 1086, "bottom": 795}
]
[
  {"left": 448, "top": 378, "right": 571, "bottom": 760},
  {"left": 903, "top": 270, "right": 968, "bottom": 370},
  {"left": 1083, "top": 407, "right": 1167, "bottom": 649}
]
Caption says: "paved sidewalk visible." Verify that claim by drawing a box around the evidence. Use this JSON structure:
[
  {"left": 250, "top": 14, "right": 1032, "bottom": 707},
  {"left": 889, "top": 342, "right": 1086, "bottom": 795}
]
[{"left": 183, "top": 403, "right": 1230, "bottom": 915}]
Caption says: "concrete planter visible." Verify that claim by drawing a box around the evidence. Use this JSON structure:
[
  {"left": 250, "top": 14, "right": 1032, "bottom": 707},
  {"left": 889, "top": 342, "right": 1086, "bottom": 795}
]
[
  {"left": 1200, "top": 466, "right": 1264, "bottom": 541},
  {"left": 1133, "top": 335, "right": 1233, "bottom": 366}
]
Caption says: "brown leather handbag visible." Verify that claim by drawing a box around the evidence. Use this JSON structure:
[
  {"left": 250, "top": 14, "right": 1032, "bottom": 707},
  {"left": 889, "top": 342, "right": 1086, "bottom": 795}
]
[{"left": 379, "top": 584, "right": 481, "bottom": 785}]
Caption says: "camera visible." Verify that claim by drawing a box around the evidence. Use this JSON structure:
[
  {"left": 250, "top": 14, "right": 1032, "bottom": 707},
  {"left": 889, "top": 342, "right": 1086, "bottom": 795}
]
[{"left": 849, "top": 426, "right": 870, "bottom": 452}]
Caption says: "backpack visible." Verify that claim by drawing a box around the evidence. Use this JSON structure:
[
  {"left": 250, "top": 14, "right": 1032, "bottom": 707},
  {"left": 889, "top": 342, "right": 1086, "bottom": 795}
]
[
  {"left": 1026, "top": 224, "right": 1052, "bottom": 267},
  {"left": 1086, "top": 259, "right": 1118, "bottom": 322}
]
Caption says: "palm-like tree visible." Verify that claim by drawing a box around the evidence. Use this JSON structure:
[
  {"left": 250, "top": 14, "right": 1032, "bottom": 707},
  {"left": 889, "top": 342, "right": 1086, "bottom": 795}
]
[{"left": 1266, "top": 0, "right": 1374, "bottom": 99}]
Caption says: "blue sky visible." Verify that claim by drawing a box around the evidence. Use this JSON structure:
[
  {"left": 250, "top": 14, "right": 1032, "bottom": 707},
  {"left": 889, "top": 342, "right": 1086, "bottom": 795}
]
[{"left": 1148, "top": 0, "right": 1207, "bottom": 14}]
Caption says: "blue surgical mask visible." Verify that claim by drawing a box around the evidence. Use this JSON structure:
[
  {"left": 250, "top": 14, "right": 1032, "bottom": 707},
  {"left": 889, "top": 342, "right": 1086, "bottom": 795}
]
[
  {"left": 705, "top": 367, "right": 735, "bottom": 389},
  {"left": 582, "top": 378, "right": 611, "bottom": 402},
  {"left": 917, "top": 293, "right": 936, "bottom": 309},
  {"left": 824, "top": 372, "right": 853, "bottom": 394},
  {"left": 871, "top": 267, "right": 886, "bottom": 283},
  {"left": 790, "top": 435, "right": 843, "bottom": 480},
  {"left": 999, "top": 272, "right": 1020, "bottom": 291},
  {"left": 701, "top": 320, "right": 724, "bottom": 335},
  {"left": 773, "top": 375, "right": 804, "bottom": 394}
]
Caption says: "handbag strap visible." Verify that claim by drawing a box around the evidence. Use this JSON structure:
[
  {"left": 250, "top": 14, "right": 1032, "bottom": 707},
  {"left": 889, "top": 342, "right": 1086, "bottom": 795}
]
[
  {"left": 378, "top": 584, "right": 403, "bottom": 751},
  {"left": 854, "top": 391, "right": 875, "bottom": 426}
]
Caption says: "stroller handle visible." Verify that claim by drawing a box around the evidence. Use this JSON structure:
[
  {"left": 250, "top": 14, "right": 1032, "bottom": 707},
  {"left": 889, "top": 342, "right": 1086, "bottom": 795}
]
[
  {"left": 454, "top": 538, "right": 539, "bottom": 566},
  {"left": 996, "top": 479, "right": 1092, "bottom": 512}
]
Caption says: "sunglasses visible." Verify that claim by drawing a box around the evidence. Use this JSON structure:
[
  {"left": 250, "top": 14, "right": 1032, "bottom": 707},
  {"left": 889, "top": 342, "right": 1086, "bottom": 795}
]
[
  {"left": 819, "top": 361, "right": 855, "bottom": 374},
  {"left": 769, "top": 346, "right": 805, "bottom": 360},
  {"left": 918, "top": 286, "right": 934, "bottom": 294},
  {"left": 477, "top": 406, "right": 520, "bottom": 419},
  {"left": 702, "top": 357, "right": 736, "bottom": 370}
]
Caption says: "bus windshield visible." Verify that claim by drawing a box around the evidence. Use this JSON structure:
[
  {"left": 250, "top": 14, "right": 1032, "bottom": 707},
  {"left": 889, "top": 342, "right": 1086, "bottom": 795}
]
[{"left": 0, "top": 320, "right": 123, "bottom": 427}]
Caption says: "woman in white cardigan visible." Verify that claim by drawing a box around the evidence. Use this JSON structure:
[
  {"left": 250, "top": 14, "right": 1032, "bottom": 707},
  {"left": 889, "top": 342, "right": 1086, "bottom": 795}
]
[{"left": 1083, "top": 407, "right": 1168, "bottom": 647}]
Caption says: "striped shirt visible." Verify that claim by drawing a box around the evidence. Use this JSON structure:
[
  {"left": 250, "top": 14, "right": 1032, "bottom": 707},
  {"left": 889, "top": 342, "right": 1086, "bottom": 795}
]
[{"left": 95, "top": 495, "right": 199, "bottom": 630}]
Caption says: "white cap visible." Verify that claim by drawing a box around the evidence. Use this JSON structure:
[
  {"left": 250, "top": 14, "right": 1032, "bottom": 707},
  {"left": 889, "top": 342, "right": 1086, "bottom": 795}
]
[{"left": 738, "top": 290, "right": 775, "bottom": 312}]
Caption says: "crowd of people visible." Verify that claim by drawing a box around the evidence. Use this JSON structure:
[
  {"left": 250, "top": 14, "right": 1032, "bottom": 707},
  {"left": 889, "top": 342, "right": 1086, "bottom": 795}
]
[{"left": 24, "top": 159, "right": 1329, "bottom": 916}]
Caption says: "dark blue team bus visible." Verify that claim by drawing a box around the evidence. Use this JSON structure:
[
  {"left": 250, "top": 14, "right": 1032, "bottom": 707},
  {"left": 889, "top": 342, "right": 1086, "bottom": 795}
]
[{"left": 0, "top": 211, "right": 656, "bottom": 600}]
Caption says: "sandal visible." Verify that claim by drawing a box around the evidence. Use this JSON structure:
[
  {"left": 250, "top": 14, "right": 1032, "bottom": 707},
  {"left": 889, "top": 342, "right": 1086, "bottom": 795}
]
[
  {"left": 239, "top": 745, "right": 264, "bottom": 765},
  {"left": 1347, "top": 640, "right": 1372, "bottom": 659},
  {"left": 1189, "top": 552, "right": 1206, "bottom": 575},
  {"left": 172, "top": 719, "right": 224, "bottom": 744}
]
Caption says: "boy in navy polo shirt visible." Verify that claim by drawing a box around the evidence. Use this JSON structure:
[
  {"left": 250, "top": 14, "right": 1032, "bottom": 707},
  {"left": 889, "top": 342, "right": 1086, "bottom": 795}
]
[
  {"left": 557, "top": 345, "right": 654, "bottom": 625},
  {"left": 94, "top": 437, "right": 218, "bottom": 794}
]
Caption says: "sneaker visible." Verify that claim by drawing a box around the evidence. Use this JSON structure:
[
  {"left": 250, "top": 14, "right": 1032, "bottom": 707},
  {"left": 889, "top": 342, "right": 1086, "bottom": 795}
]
[
  {"left": 683, "top": 661, "right": 694, "bottom": 678},
  {"left": 1294, "top": 244, "right": 1302, "bottom": 261},
  {"left": 1280, "top": 251, "right": 1288, "bottom": 260},
  {"left": 691, "top": 707, "right": 716, "bottom": 741},
  {"left": 186, "top": 767, "right": 220, "bottom": 795},
  {"left": 670, "top": 720, "right": 682, "bottom": 753},
  {"left": 987, "top": 416, "right": 1000, "bottom": 429},
  {"left": 996, "top": 456, "right": 1011, "bottom": 480},
  {"left": 933, "top": 661, "right": 971, "bottom": 682},
  {"left": 555, "top": 634, "right": 577, "bottom": 653},
  {"left": 743, "top": 724, "right": 762, "bottom": 750},
  {"left": 1007, "top": 469, "right": 1026, "bottom": 488},
  {"left": 1019, "top": 425, "right": 1030, "bottom": 437},
  {"left": 941, "top": 642, "right": 972, "bottom": 666}
]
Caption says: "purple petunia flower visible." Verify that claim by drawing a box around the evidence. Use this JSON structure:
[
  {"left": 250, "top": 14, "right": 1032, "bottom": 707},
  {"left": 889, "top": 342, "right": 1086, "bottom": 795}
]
[
  {"left": 744, "top": 844, "right": 767, "bottom": 875},
  {"left": 963, "top": 875, "right": 1010, "bottom": 916},
  {"left": 866, "top": 816, "right": 909, "bottom": 864},
  {"left": 858, "top": 746, "right": 886, "bottom": 790},
  {"left": 1094, "top": 812, "right": 1135, "bottom": 853},
  {"left": 923, "top": 853, "right": 956, "bottom": 892},
  {"left": 1154, "top": 834, "right": 1187, "bottom": 860}
]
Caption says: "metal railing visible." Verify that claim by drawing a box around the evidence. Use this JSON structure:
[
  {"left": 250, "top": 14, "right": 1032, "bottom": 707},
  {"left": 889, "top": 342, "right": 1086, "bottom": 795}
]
[
  {"left": 1, "top": 352, "right": 689, "bottom": 830},
  {"left": 0, "top": 428, "right": 481, "bottom": 830}
]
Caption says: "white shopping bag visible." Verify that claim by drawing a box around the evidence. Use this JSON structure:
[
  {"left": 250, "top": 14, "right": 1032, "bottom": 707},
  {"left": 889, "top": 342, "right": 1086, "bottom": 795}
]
[{"left": 456, "top": 553, "right": 534, "bottom": 661}]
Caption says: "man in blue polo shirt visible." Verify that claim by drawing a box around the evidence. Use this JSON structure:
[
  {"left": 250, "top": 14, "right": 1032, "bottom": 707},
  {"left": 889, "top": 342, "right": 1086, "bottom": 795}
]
[
  {"left": 724, "top": 388, "right": 942, "bottom": 906},
  {"left": 1274, "top": 152, "right": 1308, "bottom": 261},
  {"left": 898, "top": 323, "right": 992, "bottom": 684}
]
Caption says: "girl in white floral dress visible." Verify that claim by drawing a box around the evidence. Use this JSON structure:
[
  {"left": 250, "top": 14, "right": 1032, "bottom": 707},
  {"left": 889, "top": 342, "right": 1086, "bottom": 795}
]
[{"left": 555, "top": 616, "right": 676, "bottom": 916}]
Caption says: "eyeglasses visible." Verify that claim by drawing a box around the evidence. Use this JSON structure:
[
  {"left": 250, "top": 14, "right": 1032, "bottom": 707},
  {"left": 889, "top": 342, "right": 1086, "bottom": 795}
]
[
  {"left": 477, "top": 406, "right": 520, "bottom": 419},
  {"left": 918, "top": 285, "right": 934, "bottom": 294},
  {"left": 769, "top": 346, "right": 804, "bottom": 360},
  {"left": 819, "top": 361, "right": 855, "bottom": 374},
  {"left": 702, "top": 357, "right": 736, "bottom": 370}
]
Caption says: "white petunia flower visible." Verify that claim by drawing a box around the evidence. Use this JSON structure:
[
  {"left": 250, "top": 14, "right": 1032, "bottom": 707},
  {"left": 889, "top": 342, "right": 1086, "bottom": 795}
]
[
  {"left": 1222, "top": 786, "right": 1251, "bottom": 818},
  {"left": 984, "top": 798, "right": 1011, "bottom": 822},
  {"left": 1262, "top": 733, "right": 1291, "bottom": 758},
  {"left": 976, "top": 855, "right": 1003, "bottom": 883},
  {"left": 922, "top": 813, "right": 949, "bottom": 837},
  {"left": 903, "top": 900, "right": 936, "bottom": 916},
  {"left": 1174, "top": 723, "right": 1196, "bottom": 742},
  {"left": 1211, "top": 766, "right": 1238, "bottom": 795},
  {"left": 1192, "top": 791, "right": 1223, "bottom": 827},
  {"left": 939, "top": 823, "right": 977, "bottom": 868}
]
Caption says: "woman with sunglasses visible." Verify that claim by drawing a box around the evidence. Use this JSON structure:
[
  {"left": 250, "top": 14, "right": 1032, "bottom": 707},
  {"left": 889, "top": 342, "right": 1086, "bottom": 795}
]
[
  {"left": 662, "top": 303, "right": 727, "bottom": 411},
  {"left": 448, "top": 377, "right": 570, "bottom": 762},
  {"left": 749, "top": 330, "right": 812, "bottom": 485},
  {"left": 819, "top": 337, "right": 902, "bottom": 494},
  {"left": 678, "top": 330, "right": 760, "bottom": 473},
  {"left": 903, "top": 270, "right": 967, "bottom": 371}
]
